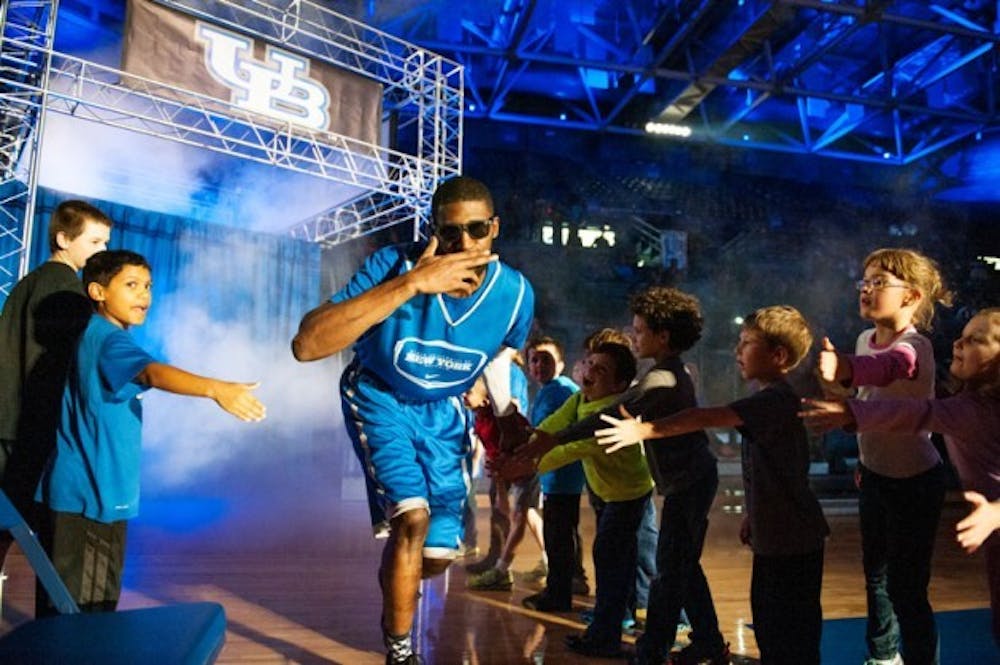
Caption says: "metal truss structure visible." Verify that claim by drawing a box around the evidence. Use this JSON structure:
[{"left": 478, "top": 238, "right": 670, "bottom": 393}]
[
  {"left": 0, "top": 0, "right": 59, "bottom": 297},
  {"left": 365, "top": 0, "right": 999, "bottom": 166},
  {"left": 0, "top": 0, "right": 462, "bottom": 297}
]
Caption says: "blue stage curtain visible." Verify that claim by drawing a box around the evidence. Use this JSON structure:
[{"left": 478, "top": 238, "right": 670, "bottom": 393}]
[{"left": 29, "top": 188, "right": 320, "bottom": 358}]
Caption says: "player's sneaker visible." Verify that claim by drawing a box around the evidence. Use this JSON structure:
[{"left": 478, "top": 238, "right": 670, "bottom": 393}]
[
  {"left": 467, "top": 567, "right": 513, "bottom": 591},
  {"left": 863, "top": 655, "right": 903, "bottom": 665},
  {"left": 385, "top": 654, "right": 422, "bottom": 665}
]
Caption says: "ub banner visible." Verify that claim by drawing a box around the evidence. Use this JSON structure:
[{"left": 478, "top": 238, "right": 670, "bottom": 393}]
[{"left": 122, "top": 0, "right": 382, "bottom": 145}]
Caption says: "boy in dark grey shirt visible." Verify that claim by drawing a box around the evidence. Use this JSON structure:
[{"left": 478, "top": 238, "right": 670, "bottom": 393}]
[{"left": 598, "top": 305, "right": 829, "bottom": 665}]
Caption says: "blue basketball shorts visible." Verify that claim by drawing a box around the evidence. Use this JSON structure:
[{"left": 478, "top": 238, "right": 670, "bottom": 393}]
[{"left": 340, "top": 365, "right": 473, "bottom": 560}]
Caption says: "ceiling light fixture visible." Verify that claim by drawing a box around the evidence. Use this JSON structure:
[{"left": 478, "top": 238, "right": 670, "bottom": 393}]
[{"left": 644, "top": 121, "right": 692, "bottom": 138}]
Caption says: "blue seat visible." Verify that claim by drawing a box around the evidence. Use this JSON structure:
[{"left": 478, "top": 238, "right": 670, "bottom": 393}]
[
  {"left": 0, "top": 602, "right": 227, "bottom": 664},
  {"left": 0, "top": 490, "right": 226, "bottom": 664}
]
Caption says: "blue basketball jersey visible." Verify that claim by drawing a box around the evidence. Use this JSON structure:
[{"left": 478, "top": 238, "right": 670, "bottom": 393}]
[{"left": 332, "top": 244, "right": 534, "bottom": 401}]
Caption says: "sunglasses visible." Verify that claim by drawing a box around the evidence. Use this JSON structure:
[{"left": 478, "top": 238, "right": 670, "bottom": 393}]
[{"left": 434, "top": 218, "right": 495, "bottom": 244}]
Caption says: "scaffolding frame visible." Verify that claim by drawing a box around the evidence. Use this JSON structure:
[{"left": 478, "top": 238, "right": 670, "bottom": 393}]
[{"left": 0, "top": 0, "right": 463, "bottom": 297}]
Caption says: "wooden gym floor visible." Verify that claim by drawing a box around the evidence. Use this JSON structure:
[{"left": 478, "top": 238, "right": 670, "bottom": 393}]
[{"left": 0, "top": 488, "right": 989, "bottom": 664}]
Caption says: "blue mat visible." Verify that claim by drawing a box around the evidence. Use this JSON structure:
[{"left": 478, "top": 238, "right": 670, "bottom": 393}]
[{"left": 819, "top": 608, "right": 998, "bottom": 664}]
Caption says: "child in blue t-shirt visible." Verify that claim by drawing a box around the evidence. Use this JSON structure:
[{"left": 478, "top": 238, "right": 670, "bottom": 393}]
[{"left": 36, "top": 249, "right": 266, "bottom": 614}]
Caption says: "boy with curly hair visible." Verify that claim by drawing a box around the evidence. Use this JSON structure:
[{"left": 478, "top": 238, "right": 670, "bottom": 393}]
[{"left": 515, "top": 287, "right": 727, "bottom": 663}]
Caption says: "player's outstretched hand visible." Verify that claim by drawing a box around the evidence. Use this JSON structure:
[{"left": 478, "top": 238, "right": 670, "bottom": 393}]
[
  {"left": 798, "top": 397, "right": 853, "bottom": 433},
  {"left": 595, "top": 405, "right": 646, "bottom": 454},
  {"left": 956, "top": 491, "right": 1000, "bottom": 554},
  {"left": 212, "top": 381, "right": 266, "bottom": 422},
  {"left": 408, "top": 236, "right": 498, "bottom": 297}
]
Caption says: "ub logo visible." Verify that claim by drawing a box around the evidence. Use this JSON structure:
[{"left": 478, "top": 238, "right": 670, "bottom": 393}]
[{"left": 195, "top": 23, "right": 330, "bottom": 131}]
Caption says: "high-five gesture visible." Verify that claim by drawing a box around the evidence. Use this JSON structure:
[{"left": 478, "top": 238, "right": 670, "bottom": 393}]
[{"left": 210, "top": 380, "right": 266, "bottom": 422}]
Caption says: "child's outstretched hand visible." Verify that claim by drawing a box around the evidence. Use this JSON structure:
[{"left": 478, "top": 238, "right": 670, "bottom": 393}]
[
  {"left": 817, "top": 337, "right": 844, "bottom": 384},
  {"left": 211, "top": 381, "right": 266, "bottom": 422},
  {"left": 595, "top": 405, "right": 647, "bottom": 454},
  {"left": 510, "top": 429, "right": 556, "bottom": 465},
  {"left": 956, "top": 491, "right": 1000, "bottom": 554},
  {"left": 798, "top": 397, "right": 854, "bottom": 433}
]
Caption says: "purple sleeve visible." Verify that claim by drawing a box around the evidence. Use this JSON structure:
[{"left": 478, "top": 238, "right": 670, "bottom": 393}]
[
  {"left": 847, "top": 395, "right": 986, "bottom": 441},
  {"left": 848, "top": 345, "right": 918, "bottom": 387}
]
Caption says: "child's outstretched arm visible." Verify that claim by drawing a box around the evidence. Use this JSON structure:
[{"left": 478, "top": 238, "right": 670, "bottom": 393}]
[
  {"left": 798, "top": 398, "right": 856, "bottom": 432},
  {"left": 137, "top": 362, "right": 266, "bottom": 422},
  {"left": 819, "top": 336, "right": 920, "bottom": 392},
  {"left": 956, "top": 491, "right": 1000, "bottom": 554},
  {"left": 596, "top": 404, "right": 741, "bottom": 454}
]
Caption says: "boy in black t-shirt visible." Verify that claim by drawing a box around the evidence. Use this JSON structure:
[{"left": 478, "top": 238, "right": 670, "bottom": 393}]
[
  {"left": 0, "top": 200, "right": 112, "bottom": 615},
  {"left": 0, "top": 201, "right": 112, "bottom": 526},
  {"left": 598, "top": 305, "right": 829, "bottom": 665}
]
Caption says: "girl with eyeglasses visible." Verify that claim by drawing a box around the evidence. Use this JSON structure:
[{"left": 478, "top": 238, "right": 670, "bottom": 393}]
[
  {"left": 817, "top": 247, "right": 952, "bottom": 665},
  {"left": 803, "top": 307, "right": 1000, "bottom": 650}
]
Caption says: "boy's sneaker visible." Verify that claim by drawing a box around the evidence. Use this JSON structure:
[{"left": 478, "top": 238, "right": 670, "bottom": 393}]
[
  {"left": 668, "top": 641, "right": 731, "bottom": 665},
  {"left": 521, "top": 560, "right": 548, "bottom": 583},
  {"left": 578, "top": 607, "right": 639, "bottom": 632},
  {"left": 863, "top": 655, "right": 903, "bottom": 665},
  {"left": 522, "top": 591, "right": 571, "bottom": 612},
  {"left": 464, "top": 554, "right": 498, "bottom": 574},
  {"left": 565, "top": 633, "right": 625, "bottom": 659},
  {"left": 467, "top": 567, "right": 513, "bottom": 591}
]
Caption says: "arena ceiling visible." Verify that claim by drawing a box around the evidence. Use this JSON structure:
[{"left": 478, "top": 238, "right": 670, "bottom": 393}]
[
  {"left": 328, "top": 0, "right": 1000, "bottom": 167},
  {"left": 59, "top": 0, "right": 1000, "bottom": 167}
]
